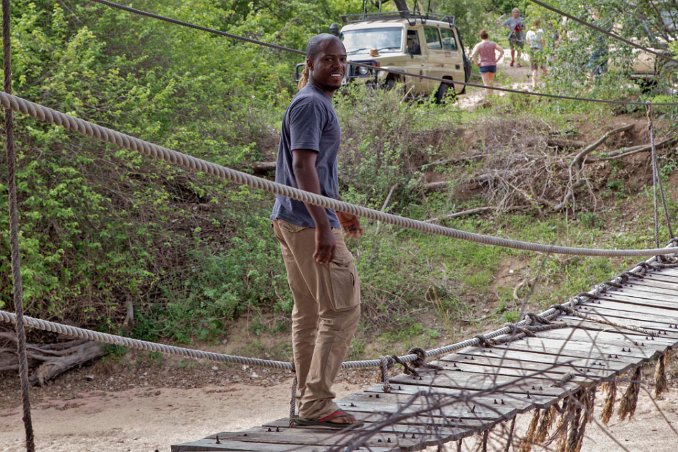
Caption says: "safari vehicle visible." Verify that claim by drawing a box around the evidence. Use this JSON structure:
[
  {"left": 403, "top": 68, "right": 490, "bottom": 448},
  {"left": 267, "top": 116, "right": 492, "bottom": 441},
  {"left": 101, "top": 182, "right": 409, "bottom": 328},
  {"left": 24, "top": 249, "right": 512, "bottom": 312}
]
[
  {"left": 296, "top": 6, "right": 471, "bottom": 102},
  {"left": 340, "top": 11, "right": 471, "bottom": 101}
]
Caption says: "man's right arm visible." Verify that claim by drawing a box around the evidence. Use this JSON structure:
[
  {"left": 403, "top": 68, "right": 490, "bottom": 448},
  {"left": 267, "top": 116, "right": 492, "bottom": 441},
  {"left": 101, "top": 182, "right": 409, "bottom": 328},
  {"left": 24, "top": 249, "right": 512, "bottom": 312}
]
[{"left": 292, "top": 149, "right": 336, "bottom": 264}]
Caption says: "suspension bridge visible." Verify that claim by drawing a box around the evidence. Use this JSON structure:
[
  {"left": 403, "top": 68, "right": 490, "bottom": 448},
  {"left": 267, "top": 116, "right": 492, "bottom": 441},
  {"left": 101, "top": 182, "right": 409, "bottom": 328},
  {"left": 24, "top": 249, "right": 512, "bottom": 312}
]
[{"left": 1, "top": 1, "right": 677, "bottom": 452}]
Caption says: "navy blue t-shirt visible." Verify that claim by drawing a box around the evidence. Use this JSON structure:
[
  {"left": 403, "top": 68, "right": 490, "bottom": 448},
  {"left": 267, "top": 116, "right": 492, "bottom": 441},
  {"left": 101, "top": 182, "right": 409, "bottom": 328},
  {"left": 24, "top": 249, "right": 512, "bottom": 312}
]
[{"left": 271, "top": 84, "right": 341, "bottom": 229}]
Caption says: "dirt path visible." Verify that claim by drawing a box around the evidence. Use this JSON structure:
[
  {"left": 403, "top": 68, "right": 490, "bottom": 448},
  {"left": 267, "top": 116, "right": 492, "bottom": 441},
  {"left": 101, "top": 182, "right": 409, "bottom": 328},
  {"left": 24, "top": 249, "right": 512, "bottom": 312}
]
[
  {"left": 457, "top": 53, "right": 534, "bottom": 110},
  {"left": 2, "top": 370, "right": 678, "bottom": 451}
]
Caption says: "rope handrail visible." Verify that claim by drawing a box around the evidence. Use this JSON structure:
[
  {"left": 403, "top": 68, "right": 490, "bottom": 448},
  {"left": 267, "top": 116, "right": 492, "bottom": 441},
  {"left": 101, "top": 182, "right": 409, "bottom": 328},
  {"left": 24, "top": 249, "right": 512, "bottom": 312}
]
[
  {"left": 89, "top": 0, "right": 678, "bottom": 107},
  {"left": 529, "top": 0, "right": 678, "bottom": 63},
  {"left": 3, "top": 0, "right": 35, "bottom": 449},
  {"left": 1, "top": 90, "right": 676, "bottom": 258},
  {"left": 0, "top": 246, "right": 673, "bottom": 370}
]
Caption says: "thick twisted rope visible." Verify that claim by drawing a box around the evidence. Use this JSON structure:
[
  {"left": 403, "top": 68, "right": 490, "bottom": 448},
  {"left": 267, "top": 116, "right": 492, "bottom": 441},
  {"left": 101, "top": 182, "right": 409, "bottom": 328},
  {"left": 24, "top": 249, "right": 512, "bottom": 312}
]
[
  {"left": 89, "top": 0, "right": 678, "bottom": 107},
  {"left": 3, "top": 0, "right": 35, "bottom": 449},
  {"left": 0, "top": 310, "right": 294, "bottom": 369},
  {"left": 1, "top": 91, "right": 676, "bottom": 258},
  {"left": 0, "top": 247, "right": 673, "bottom": 370}
]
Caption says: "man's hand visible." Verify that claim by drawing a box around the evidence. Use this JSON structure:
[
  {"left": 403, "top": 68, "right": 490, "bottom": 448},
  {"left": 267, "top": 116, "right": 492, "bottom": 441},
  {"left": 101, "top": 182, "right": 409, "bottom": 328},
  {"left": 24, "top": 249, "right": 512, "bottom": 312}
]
[
  {"left": 337, "top": 211, "right": 364, "bottom": 239},
  {"left": 314, "top": 226, "right": 336, "bottom": 264}
]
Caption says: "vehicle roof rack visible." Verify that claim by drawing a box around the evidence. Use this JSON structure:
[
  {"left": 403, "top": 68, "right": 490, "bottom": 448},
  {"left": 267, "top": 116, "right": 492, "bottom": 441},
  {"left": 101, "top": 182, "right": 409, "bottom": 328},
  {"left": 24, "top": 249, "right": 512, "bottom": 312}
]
[{"left": 341, "top": 11, "right": 456, "bottom": 28}]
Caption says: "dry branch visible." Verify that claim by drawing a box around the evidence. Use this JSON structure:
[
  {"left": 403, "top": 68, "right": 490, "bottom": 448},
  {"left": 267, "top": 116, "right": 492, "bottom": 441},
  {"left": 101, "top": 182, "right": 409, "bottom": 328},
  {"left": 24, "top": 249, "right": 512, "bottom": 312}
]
[
  {"left": 569, "top": 124, "right": 633, "bottom": 172},
  {"left": 588, "top": 136, "right": 678, "bottom": 162},
  {"left": 425, "top": 206, "right": 495, "bottom": 223}
]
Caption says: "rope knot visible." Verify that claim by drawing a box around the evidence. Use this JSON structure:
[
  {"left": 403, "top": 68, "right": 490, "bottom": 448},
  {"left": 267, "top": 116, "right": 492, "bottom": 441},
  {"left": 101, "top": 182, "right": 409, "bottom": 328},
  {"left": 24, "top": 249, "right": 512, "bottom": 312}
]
[
  {"left": 407, "top": 347, "right": 443, "bottom": 371},
  {"left": 391, "top": 355, "right": 419, "bottom": 377},
  {"left": 576, "top": 292, "right": 598, "bottom": 301},
  {"left": 379, "top": 355, "right": 394, "bottom": 393},
  {"left": 474, "top": 334, "right": 496, "bottom": 347},
  {"left": 549, "top": 304, "right": 574, "bottom": 315},
  {"left": 524, "top": 312, "right": 550, "bottom": 325},
  {"left": 605, "top": 280, "right": 623, "bottom": 290},
  {"left": 408, "top": 347, "right": 427, "bottom": 368},
  {"left": 504, "top": 323, "right": 536, "bottom": 337}
]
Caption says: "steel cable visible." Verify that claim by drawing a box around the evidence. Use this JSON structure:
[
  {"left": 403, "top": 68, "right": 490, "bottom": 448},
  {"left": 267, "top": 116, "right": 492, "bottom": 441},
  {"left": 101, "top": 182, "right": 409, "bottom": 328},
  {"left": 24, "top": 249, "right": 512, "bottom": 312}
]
[
  {"left": 89, "top": 0, "right": 678, "bottom": 107},
  {"left": 529, "top": 0, "right": 677, "bottom": 63},
  {"left": 647, "top": 105, "right": 675, "bottom": 241},
  {"left": 1, "top": 91, "right": 676, "bottom": 258}
]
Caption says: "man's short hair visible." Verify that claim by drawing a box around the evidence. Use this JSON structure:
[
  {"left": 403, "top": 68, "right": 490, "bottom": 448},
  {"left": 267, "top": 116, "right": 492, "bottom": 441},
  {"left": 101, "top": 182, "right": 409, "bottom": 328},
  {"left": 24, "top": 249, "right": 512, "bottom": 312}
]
[
  {"left": 306, "top": 34, "right": 343, "bottom": 59},
  {"left": 512, "top": 8, "right": 520, "bottom": 14}
]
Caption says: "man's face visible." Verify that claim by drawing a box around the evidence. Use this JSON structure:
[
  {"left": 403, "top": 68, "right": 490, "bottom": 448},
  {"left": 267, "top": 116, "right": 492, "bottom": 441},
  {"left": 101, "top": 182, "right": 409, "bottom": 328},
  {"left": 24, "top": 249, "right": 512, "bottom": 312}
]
[
  {"left": 308, "top": 39, "right": 347, "bottom": 93},
  {"left": 512, "top": 9, "right": 520, "bottom": 19}
]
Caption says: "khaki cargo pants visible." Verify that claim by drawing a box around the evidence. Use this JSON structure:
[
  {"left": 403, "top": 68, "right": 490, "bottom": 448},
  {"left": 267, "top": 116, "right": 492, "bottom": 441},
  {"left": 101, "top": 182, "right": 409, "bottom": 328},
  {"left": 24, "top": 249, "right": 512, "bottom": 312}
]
[{"left": 272, "top": 219, "right": 361, "bottom": 420}]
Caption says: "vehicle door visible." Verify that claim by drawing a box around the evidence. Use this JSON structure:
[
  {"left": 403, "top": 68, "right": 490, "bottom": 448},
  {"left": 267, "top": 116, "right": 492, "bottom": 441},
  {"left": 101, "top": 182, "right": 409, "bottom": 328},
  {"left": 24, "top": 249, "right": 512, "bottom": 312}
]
[
  {"left": 439, "top": 26, "right": 466, "bottom": 93},
  {"left": 423, "top": 26, "right": 445, "bottom": 91},
  {"left": 404, "top": 28, "right": 427, "bottom": 93}
]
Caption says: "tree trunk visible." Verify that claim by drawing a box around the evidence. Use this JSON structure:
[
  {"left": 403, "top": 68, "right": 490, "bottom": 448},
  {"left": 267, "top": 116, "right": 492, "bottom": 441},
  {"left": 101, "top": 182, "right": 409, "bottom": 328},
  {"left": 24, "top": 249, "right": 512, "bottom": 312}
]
[{"left": 393, "top": 0, "right": 410, "bottom": 16}]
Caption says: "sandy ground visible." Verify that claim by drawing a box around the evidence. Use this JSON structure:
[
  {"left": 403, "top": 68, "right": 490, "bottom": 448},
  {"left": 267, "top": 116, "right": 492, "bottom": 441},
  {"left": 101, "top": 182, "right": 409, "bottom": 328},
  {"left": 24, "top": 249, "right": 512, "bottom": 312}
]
[
  {"left": 2, "top": 375, "right": 678, "bottom": 452},
  {"left": 0, "top": 378, "right": 361, "bottom": 452}
]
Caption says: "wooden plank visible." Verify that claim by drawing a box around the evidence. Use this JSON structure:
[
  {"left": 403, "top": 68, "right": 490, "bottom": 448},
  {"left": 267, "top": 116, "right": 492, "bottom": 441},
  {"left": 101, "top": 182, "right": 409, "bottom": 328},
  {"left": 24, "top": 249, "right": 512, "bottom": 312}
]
[
  {"left": 599, "top": 287, "right": 678, "bottom": 305},
  {"left": 172, "top": 438, "right": 369, "bottom": 451},
  {"left": 566, "top": 311, "right": 678, "bottom": 335},
  {"left": 199, "top": 428, "right": 419, "bottom": 451},
  {"left": 502, "top": 334, "right": 666, "bottom": 358},
  {"left": 560, "top": 316, "right": 678, "bottom": 344},
  {"left": 621, "top": 283, "right": 678, "bottom": 296},
  {"left": 262, "top": 416, "right": 470, "bottom": 440},
  {"left": 578, "top": 302, "right": 676, "bottom": 321},
  {"left": 344, "top": 387, "right": 547, "bottom": 415},
  {"left": 594, "top": 293, "right": 678, "bottom": 310},
  {"left": 445, "top": 350, "right": 618, "bottom": 372},
  {"left": 427, "top": 359, "right": 595, "bottom": 383},
  {"left": 622, "top": 278, "right": 678, "bottom": 291},
  {"left": 454, "top": 348, "right": 631, "bottom": 373},
  {"left": 640, "top": 274, "right": 678, "bottom": 285},
  {"left": 606, "top": 289, "right": 678, "bottom": 303},
  {"left": 363, "top": 383, "right": 557, "bottom": 411},
  {"left": 388, "top": 371, "right": 581, "bottom": 398},
  {"left": 336, "top": 396, "right": 517, "bottom": 420},
  {"left": 434, "top": 356, "right": 615, "bottom": 383},
  {"left": 536, "top": 327, "right": 675, "bottom": 347},
  {"left": 577, "top": 303, "right": 678, "bottom": 325},
  {"left": 494, "top": 337, "right": 662, "bottom": 362}
]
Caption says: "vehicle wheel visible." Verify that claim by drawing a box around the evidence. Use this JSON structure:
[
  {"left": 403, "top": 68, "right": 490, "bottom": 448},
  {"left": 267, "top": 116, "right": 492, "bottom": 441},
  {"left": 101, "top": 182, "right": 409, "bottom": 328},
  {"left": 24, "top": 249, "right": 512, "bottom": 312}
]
[{"left": 435, "top": 81, "right": 451, "bottom": 104}]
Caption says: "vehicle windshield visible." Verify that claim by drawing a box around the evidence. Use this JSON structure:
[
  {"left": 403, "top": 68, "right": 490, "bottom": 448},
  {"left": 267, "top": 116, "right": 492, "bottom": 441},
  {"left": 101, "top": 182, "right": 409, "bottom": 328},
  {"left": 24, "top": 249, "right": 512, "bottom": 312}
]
[{"left": 342, "top": 27, "right": 404, "bottom": 55}]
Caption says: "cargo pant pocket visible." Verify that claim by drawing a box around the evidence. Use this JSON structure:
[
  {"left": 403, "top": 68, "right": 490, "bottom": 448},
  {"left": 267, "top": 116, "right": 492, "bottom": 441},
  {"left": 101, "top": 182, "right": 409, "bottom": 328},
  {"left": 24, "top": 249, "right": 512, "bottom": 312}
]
[{"left": 328, "top": 259, "right": 360, "bottom": 311}]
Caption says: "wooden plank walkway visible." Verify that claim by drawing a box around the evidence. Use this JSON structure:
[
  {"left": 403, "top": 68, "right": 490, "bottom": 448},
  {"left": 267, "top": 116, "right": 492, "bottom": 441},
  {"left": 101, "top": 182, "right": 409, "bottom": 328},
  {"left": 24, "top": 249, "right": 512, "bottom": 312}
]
[{"left": 172, "top": 264, "right": 678, "bottom": 451}]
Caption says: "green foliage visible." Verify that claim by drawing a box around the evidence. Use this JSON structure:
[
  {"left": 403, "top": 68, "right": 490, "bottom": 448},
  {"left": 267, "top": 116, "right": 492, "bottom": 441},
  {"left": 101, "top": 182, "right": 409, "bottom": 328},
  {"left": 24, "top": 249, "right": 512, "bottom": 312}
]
[
  {"left": 1, "top": 0, "right": 360, "bottom": 330},
  {"left": 3, "top": 0, "right": 675, "bottom": 352}
]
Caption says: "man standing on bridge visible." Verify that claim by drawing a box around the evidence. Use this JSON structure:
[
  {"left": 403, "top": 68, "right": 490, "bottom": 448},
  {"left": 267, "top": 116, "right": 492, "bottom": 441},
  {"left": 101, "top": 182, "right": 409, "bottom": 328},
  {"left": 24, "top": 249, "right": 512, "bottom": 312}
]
[{"left": 271, "top": 33, "right": 363, "bottom": 429}]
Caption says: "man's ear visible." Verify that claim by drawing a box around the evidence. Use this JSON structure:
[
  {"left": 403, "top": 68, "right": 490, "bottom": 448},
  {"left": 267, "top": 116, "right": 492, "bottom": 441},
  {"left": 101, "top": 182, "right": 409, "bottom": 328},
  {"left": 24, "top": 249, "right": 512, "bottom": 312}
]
[{"left": 305, "top": 57, "right": 314, "bottom": 72}]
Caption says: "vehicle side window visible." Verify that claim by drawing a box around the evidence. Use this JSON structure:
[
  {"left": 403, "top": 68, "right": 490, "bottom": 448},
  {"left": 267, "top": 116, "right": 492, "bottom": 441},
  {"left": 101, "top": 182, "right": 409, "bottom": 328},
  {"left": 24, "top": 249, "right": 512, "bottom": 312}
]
[
  {"left": 406, "top": 29, "right": 421, "bottom": 55},
  {"left": 424, "top": 27, "right": 441, "bottom": 50},
  {"left": 440, "top": 28, "right": 458, "bottom": 51}
]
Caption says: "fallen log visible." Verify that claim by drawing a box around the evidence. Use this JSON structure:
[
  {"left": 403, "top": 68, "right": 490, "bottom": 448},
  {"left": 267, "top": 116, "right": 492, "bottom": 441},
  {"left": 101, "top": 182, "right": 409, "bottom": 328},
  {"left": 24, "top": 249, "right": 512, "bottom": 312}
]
[{"left": 0, "top": 332, "right": 105, "bottom": 385}]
